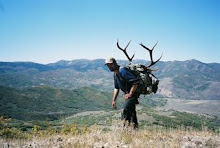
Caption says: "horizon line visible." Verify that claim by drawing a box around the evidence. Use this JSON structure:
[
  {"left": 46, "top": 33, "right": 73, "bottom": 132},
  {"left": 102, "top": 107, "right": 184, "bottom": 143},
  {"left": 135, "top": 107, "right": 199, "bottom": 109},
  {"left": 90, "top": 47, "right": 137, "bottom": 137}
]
[{"left": 0, "top": 58, "right": 219, "bottom": 65}]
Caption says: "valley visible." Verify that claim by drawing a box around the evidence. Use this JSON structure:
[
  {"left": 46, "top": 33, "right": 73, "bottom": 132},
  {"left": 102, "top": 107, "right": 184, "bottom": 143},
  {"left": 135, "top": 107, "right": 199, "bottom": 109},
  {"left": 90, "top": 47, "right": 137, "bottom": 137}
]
[{"left": 156, "top": 98, "right": 220, "bottom": 118}]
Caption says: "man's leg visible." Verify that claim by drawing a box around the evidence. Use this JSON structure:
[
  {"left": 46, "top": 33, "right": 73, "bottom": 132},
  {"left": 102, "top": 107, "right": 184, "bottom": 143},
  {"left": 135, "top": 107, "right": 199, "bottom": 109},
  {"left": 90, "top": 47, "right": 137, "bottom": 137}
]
[
  {"left": 132, "top": 111, "right": 138, "bottom": 129},
  {"left": 122, "top": 96, "right": 138, "bottom": 128}
]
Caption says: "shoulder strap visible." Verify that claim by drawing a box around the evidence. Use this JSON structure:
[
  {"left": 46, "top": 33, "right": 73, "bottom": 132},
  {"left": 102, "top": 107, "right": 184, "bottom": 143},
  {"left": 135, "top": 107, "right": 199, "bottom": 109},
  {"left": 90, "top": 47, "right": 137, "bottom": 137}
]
[
  {"left": 116, "top": 68, "right": 129, "bottom": 94},
  {"left": 150, "top": 73, "right": 158, "bottom": 80}
]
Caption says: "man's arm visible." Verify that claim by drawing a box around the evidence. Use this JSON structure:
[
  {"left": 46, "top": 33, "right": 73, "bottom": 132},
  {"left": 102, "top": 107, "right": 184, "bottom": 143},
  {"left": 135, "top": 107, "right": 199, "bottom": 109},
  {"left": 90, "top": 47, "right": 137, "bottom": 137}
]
[
  {"left": 112, "top": 88, "right": 119, "bottom": 109},
  {"left": 124, "top": 84, "right": 138, "bottom": 99}
]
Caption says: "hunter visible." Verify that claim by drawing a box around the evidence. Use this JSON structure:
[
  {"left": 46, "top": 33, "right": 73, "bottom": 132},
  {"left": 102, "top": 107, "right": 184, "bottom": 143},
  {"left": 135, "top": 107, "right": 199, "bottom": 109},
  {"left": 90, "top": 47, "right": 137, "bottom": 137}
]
[{"left": 105, "top": 57, "right": 140, "bottom": 129}]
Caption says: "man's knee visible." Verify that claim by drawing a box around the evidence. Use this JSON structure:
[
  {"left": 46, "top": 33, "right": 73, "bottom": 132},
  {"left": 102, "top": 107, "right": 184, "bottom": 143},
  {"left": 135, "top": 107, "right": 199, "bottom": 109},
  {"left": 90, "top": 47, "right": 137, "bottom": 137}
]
[
  {"left": 122, "top": 108, "right": 131, "bottom": 120},
  {"left": 122, "top": 108, "right": 129, "bottom": 117}
]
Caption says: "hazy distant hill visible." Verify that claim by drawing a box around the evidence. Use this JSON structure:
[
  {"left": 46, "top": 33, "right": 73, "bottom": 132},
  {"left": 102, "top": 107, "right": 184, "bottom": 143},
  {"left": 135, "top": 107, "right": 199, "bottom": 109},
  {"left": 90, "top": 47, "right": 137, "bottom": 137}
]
[
  {"left": 0, "top": 59, "right": 219, "bottom": 100},
  {"left": 155, "top": 60, "right": 220, "bottom": 99},
  {"left": 0, "top": 62, "right": 55, "bottom": 73}
]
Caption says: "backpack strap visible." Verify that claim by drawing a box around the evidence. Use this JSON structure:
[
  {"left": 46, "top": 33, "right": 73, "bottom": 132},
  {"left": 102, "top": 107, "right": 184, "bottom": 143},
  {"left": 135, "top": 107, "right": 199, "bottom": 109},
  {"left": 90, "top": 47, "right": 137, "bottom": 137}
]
[
  {"left": 117, "top": 67, "right": 129, "bottom": 94},
  {"left": 150, "top": 72, "right": 158, "bottom": 80}
]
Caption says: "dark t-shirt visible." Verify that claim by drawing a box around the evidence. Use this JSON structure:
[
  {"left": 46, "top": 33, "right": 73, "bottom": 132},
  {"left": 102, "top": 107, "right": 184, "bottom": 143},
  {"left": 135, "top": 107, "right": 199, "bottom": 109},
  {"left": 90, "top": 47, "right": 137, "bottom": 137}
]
[{"left": 114, "top": 67, "right": 139, "bottom": 94}]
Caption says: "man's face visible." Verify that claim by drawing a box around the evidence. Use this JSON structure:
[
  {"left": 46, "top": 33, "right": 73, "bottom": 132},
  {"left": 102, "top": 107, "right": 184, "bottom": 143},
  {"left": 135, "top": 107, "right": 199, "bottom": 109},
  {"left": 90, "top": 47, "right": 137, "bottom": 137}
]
[{"left": 106, "top": 63, "right": 116, "bottom": 71}]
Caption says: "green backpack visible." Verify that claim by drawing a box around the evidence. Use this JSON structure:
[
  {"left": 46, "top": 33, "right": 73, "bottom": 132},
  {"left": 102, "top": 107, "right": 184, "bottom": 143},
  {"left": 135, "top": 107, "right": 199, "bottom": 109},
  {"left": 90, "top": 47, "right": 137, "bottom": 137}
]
[{"left": 126, "top": 63, "right": 159, "bottom": 95}]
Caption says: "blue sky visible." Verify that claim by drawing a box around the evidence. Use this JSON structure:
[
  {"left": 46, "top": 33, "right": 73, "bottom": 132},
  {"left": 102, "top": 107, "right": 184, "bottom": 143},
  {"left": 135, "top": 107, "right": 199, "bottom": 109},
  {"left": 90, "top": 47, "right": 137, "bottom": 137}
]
[{"left": 0, "top": 0, "right": 219, "bottom": 64}]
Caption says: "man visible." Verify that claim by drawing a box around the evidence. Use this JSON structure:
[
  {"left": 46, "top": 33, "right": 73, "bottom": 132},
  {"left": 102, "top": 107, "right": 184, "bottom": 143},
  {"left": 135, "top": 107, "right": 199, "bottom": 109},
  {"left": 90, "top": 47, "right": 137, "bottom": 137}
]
[{"left": 105, "top": 57, "right": 140, "bottom": 129}]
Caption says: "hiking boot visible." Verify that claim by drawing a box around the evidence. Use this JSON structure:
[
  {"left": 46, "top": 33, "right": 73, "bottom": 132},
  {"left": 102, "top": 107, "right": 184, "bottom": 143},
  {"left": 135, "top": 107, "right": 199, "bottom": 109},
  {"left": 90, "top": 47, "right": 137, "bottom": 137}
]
[{"left": 134, "top": 123, "right": 139, "bottom": 129}]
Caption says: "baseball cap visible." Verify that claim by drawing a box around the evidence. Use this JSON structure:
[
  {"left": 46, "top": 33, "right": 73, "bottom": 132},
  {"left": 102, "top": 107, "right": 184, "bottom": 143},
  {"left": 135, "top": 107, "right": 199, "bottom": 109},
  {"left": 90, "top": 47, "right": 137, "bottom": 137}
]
[{"left": 105, "top": 57, "right": 116, "bottom": 65}]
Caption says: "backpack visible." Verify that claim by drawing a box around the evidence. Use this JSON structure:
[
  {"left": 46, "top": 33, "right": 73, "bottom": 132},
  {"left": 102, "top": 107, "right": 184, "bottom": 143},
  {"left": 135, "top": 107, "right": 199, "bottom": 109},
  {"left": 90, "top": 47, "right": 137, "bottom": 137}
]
[{"left": 125, "top": 63, "right": 159, "bottom": 95}]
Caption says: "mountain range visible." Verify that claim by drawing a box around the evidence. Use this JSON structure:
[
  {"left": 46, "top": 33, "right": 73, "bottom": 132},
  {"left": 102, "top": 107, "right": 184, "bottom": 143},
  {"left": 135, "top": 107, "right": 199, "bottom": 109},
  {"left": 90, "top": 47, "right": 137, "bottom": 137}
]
[{"left": 0, "top": 59, "right": 219, "bottom": 100}]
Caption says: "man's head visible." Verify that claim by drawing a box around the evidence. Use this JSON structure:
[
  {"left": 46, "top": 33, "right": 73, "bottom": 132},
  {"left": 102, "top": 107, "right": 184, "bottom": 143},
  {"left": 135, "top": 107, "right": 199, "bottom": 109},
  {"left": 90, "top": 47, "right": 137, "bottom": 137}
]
[{"left": 105, "top": 57, "right": 118, "bottom": 72}]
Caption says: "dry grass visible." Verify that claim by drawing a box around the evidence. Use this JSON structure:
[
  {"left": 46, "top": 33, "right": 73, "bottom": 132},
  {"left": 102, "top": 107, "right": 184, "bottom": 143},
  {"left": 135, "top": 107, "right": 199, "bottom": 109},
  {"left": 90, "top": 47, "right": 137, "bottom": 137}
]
[{"left": 1, "top": 120, "right": 220, "bottom": 148}]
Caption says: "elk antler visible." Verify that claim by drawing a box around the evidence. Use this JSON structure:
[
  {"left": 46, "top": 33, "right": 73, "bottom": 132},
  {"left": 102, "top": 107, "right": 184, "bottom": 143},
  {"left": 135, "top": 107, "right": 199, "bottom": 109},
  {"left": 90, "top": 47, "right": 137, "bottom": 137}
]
[
  {"left": 140, "top": 41, "right": 163, "bottom": 68},
  {"left": 117, "top": 40, "right": 135, "bottom": 62}
]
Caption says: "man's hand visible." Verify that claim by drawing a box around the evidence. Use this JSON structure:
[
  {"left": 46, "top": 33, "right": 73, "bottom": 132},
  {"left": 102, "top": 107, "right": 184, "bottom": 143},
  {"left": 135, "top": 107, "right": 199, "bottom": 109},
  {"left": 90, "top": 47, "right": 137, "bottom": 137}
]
[
  {"left": 112, "top": 100, "right": 117, "bottom": 109},
  {"left": 124, "top": 93, "right": 132, "bottom": 99},
  {"left": 124, "top": 85, "right": 138, "bottom": 99}
]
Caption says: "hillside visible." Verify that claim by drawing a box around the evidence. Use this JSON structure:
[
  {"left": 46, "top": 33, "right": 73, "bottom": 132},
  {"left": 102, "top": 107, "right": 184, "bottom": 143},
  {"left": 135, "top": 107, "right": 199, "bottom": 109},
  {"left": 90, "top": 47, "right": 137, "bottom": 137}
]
[
  {"left": 0, "top": 86, "right": 117, "bottom": 121},
  {"left": 155, "top": 60, "right": 220, "bottom": 99},
  {"left": 0, "top": 59, "right": 220, "bottom": 99},
  {"left": 0, "top": 85, "right": 167, "bottom": 121}
]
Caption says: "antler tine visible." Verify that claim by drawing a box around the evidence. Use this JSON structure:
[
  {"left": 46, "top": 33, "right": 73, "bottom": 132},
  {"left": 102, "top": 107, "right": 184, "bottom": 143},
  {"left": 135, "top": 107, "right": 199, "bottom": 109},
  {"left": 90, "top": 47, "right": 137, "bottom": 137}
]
[
  {"left": 140, "top": 41, "right": 162, "bottom": 67},
  {"left": 124, "top": 40, "right": 131, "bottom": 50},
  {"left": 151, "top": 52, "right": 163, "bottom": 66},
  {"left": 117, "top": 40, "right": 135, "bottom": 62},
  {"left": 151, "top": 41, "right": 158, "bottom": 50}
]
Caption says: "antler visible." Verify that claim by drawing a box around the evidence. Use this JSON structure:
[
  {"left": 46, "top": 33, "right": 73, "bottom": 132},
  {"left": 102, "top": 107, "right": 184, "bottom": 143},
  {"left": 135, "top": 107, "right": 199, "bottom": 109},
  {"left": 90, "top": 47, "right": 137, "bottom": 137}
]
[
  {"left": 117, "top": 40, "right": 135, "bottom": 62},
  {"left": 140, "top": 41, "right": 163, "bottom": 68}
]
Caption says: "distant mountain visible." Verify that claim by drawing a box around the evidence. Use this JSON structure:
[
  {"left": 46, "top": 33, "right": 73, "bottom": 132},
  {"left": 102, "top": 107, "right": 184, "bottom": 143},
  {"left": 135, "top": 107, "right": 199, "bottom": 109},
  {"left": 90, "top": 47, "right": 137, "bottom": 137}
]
[
  {"left": 0, "top": 59, "right": 219, "bottom": 100},
  {"left": 155, "top": 59, "right": 220, "bottom": 99},
  {"left": 48, "top": 59, "right": 109, "bottom": 72},
  {"left": 0, "top": 62, "right": 54, "bottom": 73}
]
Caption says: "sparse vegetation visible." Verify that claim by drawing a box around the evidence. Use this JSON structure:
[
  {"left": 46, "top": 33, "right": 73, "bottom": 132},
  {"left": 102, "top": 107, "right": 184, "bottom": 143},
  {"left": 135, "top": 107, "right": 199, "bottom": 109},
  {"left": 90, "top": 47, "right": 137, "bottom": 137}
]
[
  {"left": 0, "top": 87, "right": 219, "bottom": 147},
  {"left": 0, "top": 118, "right": 219, "bottom": 148}
]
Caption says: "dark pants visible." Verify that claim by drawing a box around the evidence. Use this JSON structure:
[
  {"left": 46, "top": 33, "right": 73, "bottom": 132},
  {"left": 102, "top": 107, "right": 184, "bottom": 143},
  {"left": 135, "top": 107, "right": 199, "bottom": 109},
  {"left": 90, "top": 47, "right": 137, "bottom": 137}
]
[{"left": 121, "top": 96, "right": 138, "bottom": 128}]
